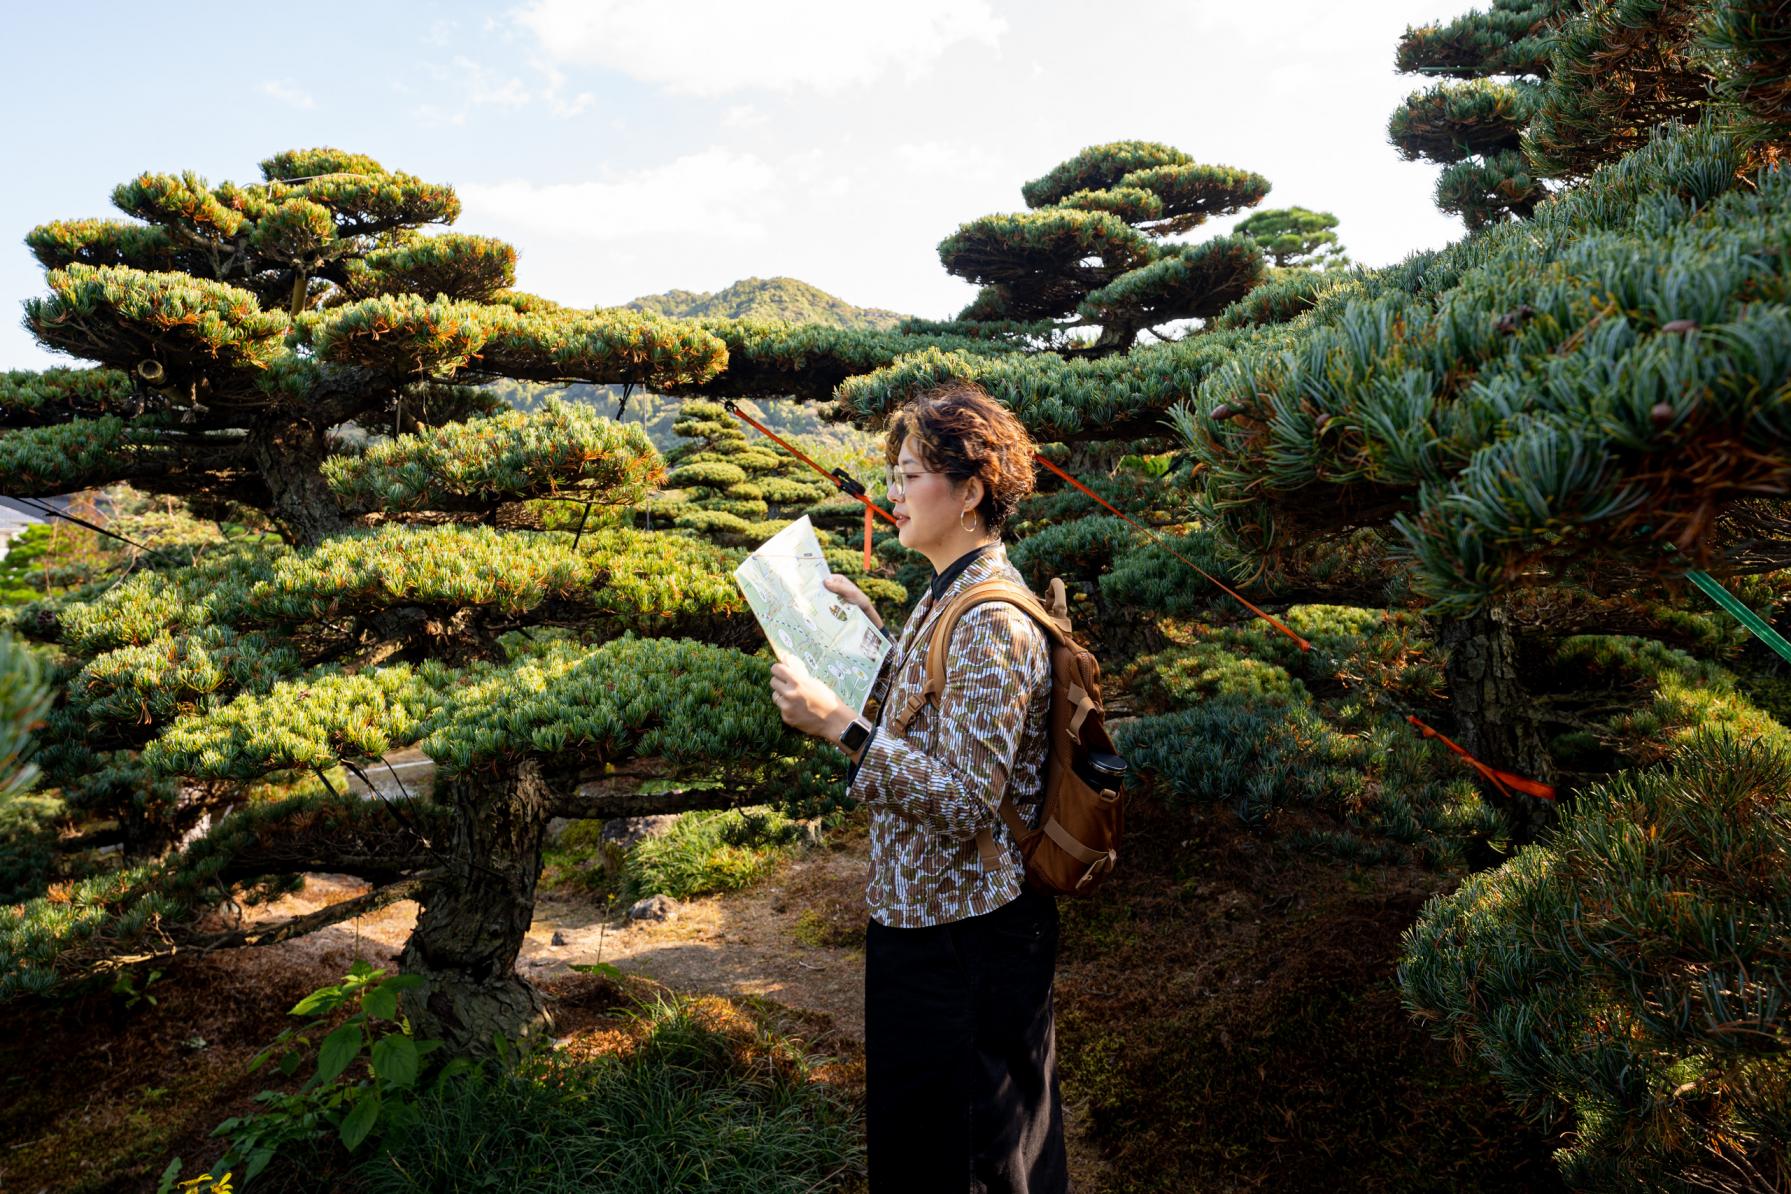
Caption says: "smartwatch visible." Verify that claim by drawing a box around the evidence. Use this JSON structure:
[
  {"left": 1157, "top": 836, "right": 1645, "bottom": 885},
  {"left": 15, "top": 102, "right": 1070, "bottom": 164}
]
[{"left": 838, "top": 716, "right": 873, "bottom": 752}]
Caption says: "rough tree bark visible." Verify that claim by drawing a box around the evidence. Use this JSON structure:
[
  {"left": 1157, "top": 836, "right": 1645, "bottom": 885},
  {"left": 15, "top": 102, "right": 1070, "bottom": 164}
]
[
  {"left": 248, "top": 418, "right": 350, "bottom": 548},
  {"left": 1439, "top": 605, "right": 1555, "bottom": 841},
  {"left": 400, "top": 758, "right": 556, "bottom": 1058}
]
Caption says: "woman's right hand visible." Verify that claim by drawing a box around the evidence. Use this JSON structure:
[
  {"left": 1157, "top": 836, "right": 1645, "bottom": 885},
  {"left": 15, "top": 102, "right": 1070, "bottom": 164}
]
[{"left": 824, "top": 574, "right": 883, "bottom": 630}]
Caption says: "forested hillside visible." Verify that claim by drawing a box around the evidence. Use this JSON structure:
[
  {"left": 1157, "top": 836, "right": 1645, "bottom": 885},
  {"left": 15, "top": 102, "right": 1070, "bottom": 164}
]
[{"left": 624, "top": 276, "right": 908, "bottom": 330}]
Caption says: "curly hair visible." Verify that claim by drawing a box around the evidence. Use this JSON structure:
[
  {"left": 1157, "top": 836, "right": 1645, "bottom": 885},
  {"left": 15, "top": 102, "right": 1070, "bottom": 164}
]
[{"left": 885, "top": 379, "right": 1037, "bottom": 537}]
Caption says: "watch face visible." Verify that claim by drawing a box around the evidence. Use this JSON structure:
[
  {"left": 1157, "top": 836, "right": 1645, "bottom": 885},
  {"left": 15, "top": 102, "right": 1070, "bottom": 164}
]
[{"left": 841, "top": 719, "right": 870, "bottom": 749}]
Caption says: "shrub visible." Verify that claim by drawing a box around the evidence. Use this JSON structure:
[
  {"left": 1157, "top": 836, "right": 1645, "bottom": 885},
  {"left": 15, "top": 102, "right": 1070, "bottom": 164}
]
[
  {"left": 353, "top": 994, "right": 862, "bottom": 1193},
  {"left": 624, "top": 806, "right": 808, "bottom": 900},
  {"left": 1399, "top": 733, "right": 1791, "bottom": 1190},
  {"left": 1114, "top": 609, "right": 1500, "bottom": 863}
]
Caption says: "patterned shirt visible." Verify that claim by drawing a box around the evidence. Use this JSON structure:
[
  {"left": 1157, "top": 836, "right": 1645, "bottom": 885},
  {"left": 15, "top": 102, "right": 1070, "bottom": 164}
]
[{"left": 847, "top": 541, "right": 1053, "bottom": 928}]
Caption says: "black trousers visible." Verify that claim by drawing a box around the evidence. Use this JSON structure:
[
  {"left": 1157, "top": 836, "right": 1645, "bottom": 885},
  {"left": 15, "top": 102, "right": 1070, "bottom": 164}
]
[{"left": 864, "top": 886, "right": 1069, "bottom": 1193}]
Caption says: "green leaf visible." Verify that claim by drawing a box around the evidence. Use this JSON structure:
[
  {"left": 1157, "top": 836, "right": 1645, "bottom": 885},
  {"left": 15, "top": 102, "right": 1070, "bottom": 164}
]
[
  {"left": 370, "top": 1034, "right": 419, "bottom": 1089},
  {"left": 383, "top": 1099, "right": 421, "bottom": 1133},
  {"left": 361, "top": 985, "right": 397, "bottom": 1021},
  {"left": 570, "top": 961, "right": 625, "bottom": 982},
  {"left": 339, "top": 1091, "right": 381, "bottom": 1152},
  {"left": 314, "top": 1022, "right": 362, "bottom": 1085},
  {"left": 246, "top": 1145, "right": 276, "bottom": 1181},
  {"left": 155, "top": 1157, "right": 183, "bottom": 1194},
  {"left": 289, "top": 984, "right": 343, "bottom": 1017},
  {"left": 278, "top": 1049, "right": 303, "bottom": 1077}
]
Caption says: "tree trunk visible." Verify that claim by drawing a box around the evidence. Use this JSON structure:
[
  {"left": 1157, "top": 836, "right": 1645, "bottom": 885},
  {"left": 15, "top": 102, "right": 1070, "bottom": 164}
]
[
  {"left": 248, "top": 418, "right": 349, "bottom": 548},
  {"left": 1439, "top": 606, "right": 1554, "bottom": 840},
  {"left": 399, "top": 759, "right": 555, "bottom": 1058}
]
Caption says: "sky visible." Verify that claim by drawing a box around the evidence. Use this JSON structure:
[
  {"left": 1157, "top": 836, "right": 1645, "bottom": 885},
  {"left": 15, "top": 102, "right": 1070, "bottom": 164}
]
[{"left": 0, "top": 0, "right": 1482, "bottom": 371}]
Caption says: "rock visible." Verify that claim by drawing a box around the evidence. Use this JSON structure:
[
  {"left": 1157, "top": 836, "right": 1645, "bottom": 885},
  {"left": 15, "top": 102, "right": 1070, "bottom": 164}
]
[
  {"left": 550, "top": 930, "right": 567, "bottom": 947},
  {"left": 544, "top": 817, "right": 574, "bottom": 845},
  {"left": 628, "top": 894, "right": 679, "bottom": 922},
  {"left": 602, "top": 814, "right": 681, "bottom": 850}
]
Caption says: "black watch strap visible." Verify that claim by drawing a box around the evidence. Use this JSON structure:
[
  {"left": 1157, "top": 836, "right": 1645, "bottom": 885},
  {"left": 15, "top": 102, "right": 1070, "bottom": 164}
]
[{"left": 839, "top": 717, "right": 872, "bottom": 751}]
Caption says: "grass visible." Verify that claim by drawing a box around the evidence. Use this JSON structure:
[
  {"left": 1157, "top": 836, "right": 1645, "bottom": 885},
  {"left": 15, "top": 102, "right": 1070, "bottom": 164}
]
[
  {"left": 352, "top": 993, "right": 863, "bottom": 1193},
  {"left": 544, "top": 805, "right": 824, "bottom": 904},
  {"left": 0, "top": 949, "right": 863, "bottom": 1194},
  {"left": 626, "top": 807, "right": 809, "bottom": 900}
]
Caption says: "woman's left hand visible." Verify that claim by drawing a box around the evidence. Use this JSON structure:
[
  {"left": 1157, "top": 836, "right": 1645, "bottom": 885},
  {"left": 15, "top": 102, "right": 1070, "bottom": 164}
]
[{"left": 770, "top": 658, "right": 849, "bottom": 740}]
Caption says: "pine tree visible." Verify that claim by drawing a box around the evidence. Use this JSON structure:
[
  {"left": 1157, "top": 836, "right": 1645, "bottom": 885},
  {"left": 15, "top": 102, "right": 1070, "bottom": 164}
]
[
  {"left": 0, "top": 149, "right": 915, "bottom": 1052},
  {"left": 933, "top": 141, "right": 1272, "bottom": 351},
  {"left": 1387, "top": 0, "right": 1563, "bottom": 228},
  {"left": 1389, "top": 0, "right": 1762, "bottom": 228},
  {"left": 1234, "top": 207, "right": 1349, "bottom": 270},
  {"left": 818, "top": 18, "right": 1791, "bottom": 1175}
]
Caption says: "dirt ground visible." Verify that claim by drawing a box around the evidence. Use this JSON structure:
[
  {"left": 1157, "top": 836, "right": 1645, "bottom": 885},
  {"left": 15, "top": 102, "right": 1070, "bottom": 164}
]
[
  {"left": 215, "top": 818, "right": 1114, "bottom": 1187},
  {"left": 1, "top": 795, "right": 1565, "bottom": 1193},
  {"left": 0, "top": 818, "right": 1105, "bottom": 1193}
]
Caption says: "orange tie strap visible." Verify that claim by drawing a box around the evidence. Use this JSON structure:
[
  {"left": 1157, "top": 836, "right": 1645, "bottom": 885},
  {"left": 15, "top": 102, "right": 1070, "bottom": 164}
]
[
  {"left": 1031, "top": 452, "right": 1311, "bottom": 652},
  {"left": 722, "top": 401, "right": 897, "bottom": 569},
  {"left": 1034, "top": 450, "right": 1555, "bottom": 802},
  {"left": 1406, "top": 717, "right": 1557, "bottom": 801},
  {"left": 721, "top": 402, "right": 1556, "bottom": 803}
]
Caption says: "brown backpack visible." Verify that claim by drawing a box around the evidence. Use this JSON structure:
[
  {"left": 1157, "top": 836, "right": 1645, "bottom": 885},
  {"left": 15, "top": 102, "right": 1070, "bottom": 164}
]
[{"left": 887, "top": 577, "right": 1126, "bottom": 896}]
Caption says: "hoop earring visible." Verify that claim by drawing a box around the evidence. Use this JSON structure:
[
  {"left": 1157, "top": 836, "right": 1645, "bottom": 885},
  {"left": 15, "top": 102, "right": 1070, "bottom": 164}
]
[{"left": 960, "top": 508, "right": 977, "bottom": 533}]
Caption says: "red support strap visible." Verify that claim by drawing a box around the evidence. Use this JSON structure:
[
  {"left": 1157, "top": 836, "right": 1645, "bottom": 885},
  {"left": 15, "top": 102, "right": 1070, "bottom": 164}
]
[
  {"left": 1406, "top": 716, "right": 1557, "bottom": 801},
  {"left": 1034, "top": 451, "right": 1555, "bottom": 803},
  {"left": 1031, "top": 452, "right": 1312, "bottom": 652},
  {"left": 722, "top": 402, "right": 896, "bottom": 572},
  {"left": 720, "top": 406, "right": 1556, "bottom": 804}
]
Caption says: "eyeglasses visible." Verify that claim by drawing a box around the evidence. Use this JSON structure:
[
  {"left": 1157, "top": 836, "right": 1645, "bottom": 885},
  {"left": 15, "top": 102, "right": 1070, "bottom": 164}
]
[{"left": 884, "top": 468, "right": 939, "bottom": 500}]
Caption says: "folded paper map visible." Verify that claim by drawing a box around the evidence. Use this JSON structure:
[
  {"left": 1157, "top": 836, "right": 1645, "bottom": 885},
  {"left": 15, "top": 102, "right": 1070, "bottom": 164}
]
[{"left": 733, "top": 515, "right": 891, "bottom": 715}]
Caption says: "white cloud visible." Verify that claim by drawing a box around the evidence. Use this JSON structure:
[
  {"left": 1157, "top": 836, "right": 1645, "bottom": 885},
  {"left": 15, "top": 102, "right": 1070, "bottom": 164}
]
[
  {"left": 893, "top": 141, "right": 1002, "bottom": 180},
  {"left": 514, "top": 0, "right": 1007, "bottom": 95},
  {"left": 454, "top": 56, "right": 532, "bottom": 108},
  {"left": 722, "top": 105, "right": 768, "bottom": 129},
  {"left": 457, "top": 148, "right": 779, "bottom": 244},
  {"left": 414, "top": 55, "right": 593, "bottom": 125},
  {"left": 530, "top": 59, "right": 597, "bottom": 117},
  {"left": 261, "top": 80, "right": 316, "bottom": 110},
  {"left": 549, "top": 91, "right": 597, "bottom": 117}
]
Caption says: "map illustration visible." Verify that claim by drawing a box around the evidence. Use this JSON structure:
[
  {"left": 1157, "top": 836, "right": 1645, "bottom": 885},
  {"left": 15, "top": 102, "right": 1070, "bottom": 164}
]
[{"left": 733, "top": 516, "right": 891, "bottom": 715}]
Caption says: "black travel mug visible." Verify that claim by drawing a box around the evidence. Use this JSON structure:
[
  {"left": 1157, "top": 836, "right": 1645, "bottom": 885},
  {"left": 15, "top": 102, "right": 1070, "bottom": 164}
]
[{"left": 1074, "top": 750, "right": 1127, "bottom": 793}]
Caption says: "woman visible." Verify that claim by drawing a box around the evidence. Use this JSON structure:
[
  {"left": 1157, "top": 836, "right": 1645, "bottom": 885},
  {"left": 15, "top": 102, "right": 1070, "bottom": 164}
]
[{"left": 769, "top": 379, "right": 1068, "bottom": 1193}]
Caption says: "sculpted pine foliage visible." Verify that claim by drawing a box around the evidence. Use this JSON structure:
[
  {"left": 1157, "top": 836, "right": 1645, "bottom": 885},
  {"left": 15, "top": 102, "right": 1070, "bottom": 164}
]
[{"left": 0, "top": 150, "right": 874, "bottom": 1050}]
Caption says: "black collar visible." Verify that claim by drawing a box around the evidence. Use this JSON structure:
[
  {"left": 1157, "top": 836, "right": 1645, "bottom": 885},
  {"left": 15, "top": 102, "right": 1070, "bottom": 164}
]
[{"left": 929, "top": 542, "right": 993, "bottom": 604}]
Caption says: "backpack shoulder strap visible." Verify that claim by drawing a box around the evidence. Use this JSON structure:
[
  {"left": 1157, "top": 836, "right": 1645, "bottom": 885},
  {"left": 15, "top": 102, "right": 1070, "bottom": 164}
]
[
  {"left": 888, "top": 577, "right": 1072, "bottom": 736},
  {"left": 925, "top": 579, "right": 1071, "bottom": 683}
]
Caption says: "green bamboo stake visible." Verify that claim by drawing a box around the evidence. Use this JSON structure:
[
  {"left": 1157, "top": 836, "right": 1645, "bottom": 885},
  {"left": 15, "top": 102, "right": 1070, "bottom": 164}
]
[{"left": 1685, "top": 569, "right": 1791, "bottom": 665}]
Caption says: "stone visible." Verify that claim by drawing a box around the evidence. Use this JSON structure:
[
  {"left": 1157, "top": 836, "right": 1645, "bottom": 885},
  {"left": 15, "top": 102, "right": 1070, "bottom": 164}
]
[
  {"left": 628, "top": 894, "right": 679, "bottom": 922},
  {"left": 544, "top": 817, "right": 574, "bottom": 845},
  {"left": 602, "top": 814, "right": 681, "bottom": 850}
]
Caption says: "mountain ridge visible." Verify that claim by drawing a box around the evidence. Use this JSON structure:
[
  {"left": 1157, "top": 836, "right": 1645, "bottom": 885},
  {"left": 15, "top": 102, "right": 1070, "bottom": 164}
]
[{"left": 624, "top": 276, "right": 909, "bottom": 330}]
